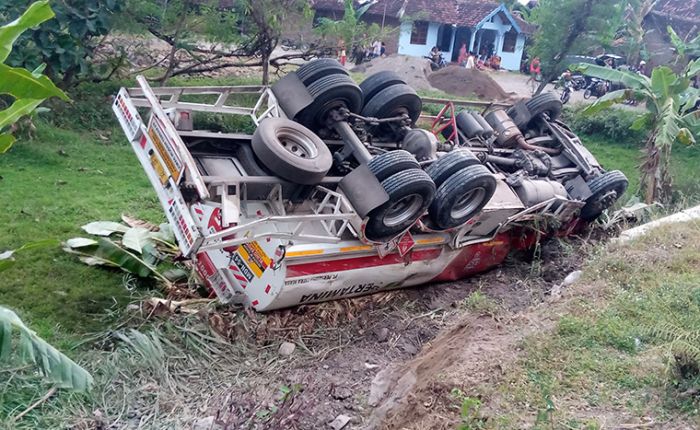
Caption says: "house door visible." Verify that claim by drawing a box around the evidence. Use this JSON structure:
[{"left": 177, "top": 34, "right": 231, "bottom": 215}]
[{"left": 451, "top": 27, "right": 471, "bottom": 62}]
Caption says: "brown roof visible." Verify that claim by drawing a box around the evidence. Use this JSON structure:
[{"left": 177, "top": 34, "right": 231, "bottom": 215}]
[
  {"left": 312, "top": 0, "right": 508, "bottom": 28},
  {"left": 310, "top": 0, "right": 406, "bottom": 17},
  {"left": 512, "top": 11, "right": 536, "bottom": 35},
  {"left": 652, "top": 0, "right": 700, "bottom": 22}
]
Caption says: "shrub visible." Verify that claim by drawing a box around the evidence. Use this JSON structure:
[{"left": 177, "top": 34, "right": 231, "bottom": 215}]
[{"left": 562, "top": 106, "right": 649, "bottom": 146}]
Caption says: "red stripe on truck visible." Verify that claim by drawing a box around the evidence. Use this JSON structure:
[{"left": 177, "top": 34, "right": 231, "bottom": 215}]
[{"left": 286, "top": 248, "right": 442, "bottom": 277}]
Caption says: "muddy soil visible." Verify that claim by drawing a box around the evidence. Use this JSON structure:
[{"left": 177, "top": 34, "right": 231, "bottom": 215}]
[
  {"left": 198, "top": 236, "right": 590, "bottom": 429},
  {"left": 428, "top": 66, "right": 511, "bottom": 101},
  {"left": 352, "top": 55, "right": 435, "bottom": 91}
]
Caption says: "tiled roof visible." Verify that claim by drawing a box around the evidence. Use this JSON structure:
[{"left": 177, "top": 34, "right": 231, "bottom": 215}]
[
  {"left": 512, "top": 11, "right": 536, "bottom": 34},
  {"left": 652, "top": 0, "right": 700, "bottom": 21},
  {"left": 310, "top": 0, "right": 406, "bottom": 17},
  {"left": 311, "top": 0, "right": 506, "bottom": 28}
]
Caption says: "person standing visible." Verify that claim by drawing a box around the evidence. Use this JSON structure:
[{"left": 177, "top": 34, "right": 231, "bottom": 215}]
[
  {"left": 465, "top": 52, "right": 475, "bottom": 69},
  {"left": 372, "top": 40, "right": 381, "bottom": 58},
  {"left": 338, "top": 39, "right": 347, "bottom": 66},
  {"left": 457, "top": 42, "right": 468, "bottom": 65}
]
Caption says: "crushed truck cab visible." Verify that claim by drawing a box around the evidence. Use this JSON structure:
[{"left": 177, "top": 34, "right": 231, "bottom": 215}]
[{"left": 113, "top": 61, "right": 627, "bottom": 311}]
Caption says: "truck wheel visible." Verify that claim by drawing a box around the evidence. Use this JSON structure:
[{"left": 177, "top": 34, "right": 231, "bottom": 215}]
[
  {"left": 580, "top": 170, "right": 628, "bottom": 221},
  {"left": 295, "top": 74, "right": 363, "bottom": 130},
  {"left": 252, "top": 118, "right": 332, "bottom": 185},
  {"left": 367, "top": 150, "right": 420, "bottom": 182},
  {"left": 525, "top": 92, "right": 562, "bottom": 121},
  {"left": 360, "top": 71, "right": 405, "bottom": 104},
  {"left": 429, "top": 164, "right": 497, "bottom": 230},
  {"left": 365, "top": 169, "right": 435, "bottom": 241},
  {"left": 425, "top": 149, "right": 480, "bottom": 188},
  {"left": 296, "top": 58, "right": 349, "bottom": 86},
  {"left": 360, "top": 83, "right": 422, "bottom": 125},
  {"left": 583, "top": 89, "right": 592, "bottom": 99}
]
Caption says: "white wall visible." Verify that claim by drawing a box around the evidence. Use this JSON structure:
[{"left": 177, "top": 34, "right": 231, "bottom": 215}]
[
  {"left": 499, "top": 33, "right": 525, "bottom": 71},
  {"left": 398, "top": 21, "right": 441, "bottom": 58}
]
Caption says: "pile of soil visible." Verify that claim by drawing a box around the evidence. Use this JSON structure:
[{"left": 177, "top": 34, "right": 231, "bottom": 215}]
[
  {"left": 428, "top": 66, "right": 510, "bottom": 101},
  {"left": 352, "top": 54, "right": 434, "bottom": 91}
]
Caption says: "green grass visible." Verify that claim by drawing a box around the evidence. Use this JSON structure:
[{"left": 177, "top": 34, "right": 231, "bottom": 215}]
[
  {"left": 0, "top": 123, "right": 163, "bottom": 340},
  {"left": 580, "top": 134, "right": 700, "bottom": 202},
  {"left": 491, "top": 222, "right": 700, "bottom": 427}
]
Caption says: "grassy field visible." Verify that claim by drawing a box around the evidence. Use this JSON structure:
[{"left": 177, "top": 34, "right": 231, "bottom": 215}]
[
  {"left": 0, "top": 123, "right": 164, "bottom": 342},
  {"left": 477, "top": 221, "right": 700, "bottom": 428}
]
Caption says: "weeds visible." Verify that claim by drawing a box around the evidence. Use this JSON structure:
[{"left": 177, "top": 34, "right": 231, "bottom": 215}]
[{"left": 451, "top": 388, "right": 486, "bottom": 430}]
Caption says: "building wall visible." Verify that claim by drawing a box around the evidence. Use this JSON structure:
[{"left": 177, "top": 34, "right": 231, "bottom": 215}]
[
  {"left": 398, "top": 21, "right": 441, "bottom": 58},
  {"left": 397, "top": 12, "right": 526, "bottom": 71}
]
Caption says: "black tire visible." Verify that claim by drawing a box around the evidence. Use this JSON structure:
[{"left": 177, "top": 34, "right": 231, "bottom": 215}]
[
  {"left": 561, "top": 90, "right": 570, "bottom": 105},
  {"left": 425, "top": 149, "right": 480, "bottom": 188},
  {"left": 365, "top": 169, "right": 436, "bottom": 241},
  {"left": 360, "top": 71, "right": 406, "bottom": 104},
  {"left": 252, "top": 118, "right": 332, "bottom": 185},
  {"left": 525, "top": 92, "right": 563, "bottom": 121},
  {"left": 429, "top": 164, "right": 497, "bottom": 230},
  {"left": 295, "top": 74, "right": 363, "bottom": 130},
  {"left": 579, "top": 170, "right": 628, "bottom": 221},
  {"left": 583, "top": 89, "right": 592, "bottom": 99},
  {"left": 367, "top": 150, "right": 420, "bottom": 182},
  {"left": 360, "top": 83, "right": 422, "bottom": 125},
  {"left": 234, "top": 143, "right": 270, "bottom": 176},
  {"left": 296, "top": 58, "right": 349, "bottom": 86}
]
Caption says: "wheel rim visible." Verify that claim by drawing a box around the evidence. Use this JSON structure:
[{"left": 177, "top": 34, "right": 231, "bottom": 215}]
[
  {"left": 450, "top": 187, "right": 486, "bottom": 219},
  {"left": 277, "top": 128, "right": 318, "bottom": 159},
  {"left": 383, "top": 194, "right": 424, "bottom": 227}
]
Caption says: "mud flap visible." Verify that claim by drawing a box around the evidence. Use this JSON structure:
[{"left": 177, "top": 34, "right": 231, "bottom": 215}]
[
  {"left": 338, "top": 164, "right": 390, "bottom": 218},
  {"left": 270, "top": 73, "right": 315, "bottom": 120}
]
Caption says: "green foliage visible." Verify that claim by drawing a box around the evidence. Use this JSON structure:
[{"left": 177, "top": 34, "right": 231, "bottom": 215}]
[
  {"left": 578, "top": 61, "right": 699, "bottom": 202},
  {"left": 0, "top": 1, "right": 69, "bottom": 152},
  {"left": 314, "top": 0, "right": 388, "bottom": 48},
  {"left": 563, "top": 105, "right": 649, "bottom": 145},
  {"left": 451, "top": 388, "right": 486, "bottom": 430},
  {"left": 0, "top": 306, "right": 92, "bottom": 391},
  {"left": 528, "top": 0, "right": 625, "bottom": 80},
  {"left": 63, "top": 219, "right": 187, "bottom": 287},
  {"left": 0, "top": 0, "right": 121, "bottom": 87}
]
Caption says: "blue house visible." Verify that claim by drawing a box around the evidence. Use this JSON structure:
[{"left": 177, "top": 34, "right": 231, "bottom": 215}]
[
  {"left": 397, "top": 1, "right": 533, "bottom": 70},
  {"left": 311, "top": 0, "right": 534, "bottom": 71}
]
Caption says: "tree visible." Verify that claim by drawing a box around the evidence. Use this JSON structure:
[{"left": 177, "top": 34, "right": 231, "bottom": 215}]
[
  {"left": 614, "top": 0, "right": 657, "bottom": 66},
  {"left": 237, "top": 0, "right": 312, "bottom": 85},
  {"left": 0, "top": 0, "right": 123, "bottom": 87},
  {"left": 314, "top": 0, "right": 390, "bottom": 51},
  {"left": 0, "top": 1, "right": 92, "bottom": 392},
  {"left": 528, "top": 0, "right": 625, "bottom": 94},
  {"left": 578, "top": 61, "right": 699, "bottom": 203},
  {"left": 126, "top": 0, "right": 317, "bottom": 85}
]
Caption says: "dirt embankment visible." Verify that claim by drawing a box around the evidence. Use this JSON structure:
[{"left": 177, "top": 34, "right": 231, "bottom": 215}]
[
  {"left": 428, "top": 66, "right": 511, "bottom": 100},
  {"left": 353, "top": 56, "right": 511, "bottom": 101}
]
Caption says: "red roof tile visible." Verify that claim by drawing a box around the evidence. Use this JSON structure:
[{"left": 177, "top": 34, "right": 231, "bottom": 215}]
[
  {"left": 312, "top": 0, "right": 508, "bottom": 28},
  {"left": 653, "top": 0, "right": 699, "bottom": 19}
]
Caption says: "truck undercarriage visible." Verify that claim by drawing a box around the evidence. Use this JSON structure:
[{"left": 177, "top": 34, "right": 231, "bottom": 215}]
[{"left": 113, "top": 59, "right": 628, "bottom": 311}]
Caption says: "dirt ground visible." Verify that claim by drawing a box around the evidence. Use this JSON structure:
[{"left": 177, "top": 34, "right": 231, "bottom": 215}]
[
  {"left": 188, "top": 235, "right": 591, "bottom": 430},
  {"left": 352, "top": 55, "right": 435, "bottom": 91},
  {"left": 428, "top": 66, "right": 511, "bottom": 100}
]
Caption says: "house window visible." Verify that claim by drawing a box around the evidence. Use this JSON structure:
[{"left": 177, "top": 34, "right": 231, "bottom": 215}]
[
  {"left": 502, "top": 29, "right": 517, "bottom": 53},
  {"left": 410, "top": 21, "right": 429, "bottom": 45}
]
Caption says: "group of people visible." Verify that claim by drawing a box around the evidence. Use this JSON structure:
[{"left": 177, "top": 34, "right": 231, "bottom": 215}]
[
  {"left": 455, "top": 42, "right": 502, "bottom": 70},
  {"left": 344, "top": 39, "right": 386, "bottom": 66}
]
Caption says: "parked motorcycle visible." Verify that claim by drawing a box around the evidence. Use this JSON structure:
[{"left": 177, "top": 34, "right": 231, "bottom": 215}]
[
  {"left": 425, "top": 54, "right": 447, "bottom": 71},
  {"left": 583, "top": 78, "right": 608, "bottom": 99},
  {"left": 560, "top": 81, "right": 573, "bottom": 104}
]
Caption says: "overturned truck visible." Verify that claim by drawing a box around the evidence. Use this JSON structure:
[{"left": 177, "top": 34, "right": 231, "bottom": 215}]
[{"left": 113, "top": 59, "right": 628, "bottom": 311}]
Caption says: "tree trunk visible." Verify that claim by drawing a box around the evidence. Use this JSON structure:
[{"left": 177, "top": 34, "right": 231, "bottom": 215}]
[
  {"left": 261, "top": 51, "right": 271, "bottom": 86},
  {"left": 641, "top": 132, "right": 660, "bottom": 204},
  {"left": 535, "top": 0, "right": 594, "bottom": 96}
]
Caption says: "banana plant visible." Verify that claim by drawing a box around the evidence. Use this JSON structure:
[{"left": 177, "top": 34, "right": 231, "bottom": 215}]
[
  {"left": 576, "top": 61, "right": 699, "bottom": 203},
  {"left": 0, "top": 0, "right": 69, "bottom": 153}
]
